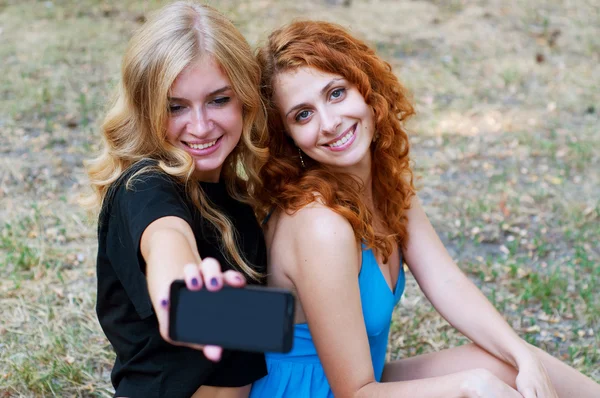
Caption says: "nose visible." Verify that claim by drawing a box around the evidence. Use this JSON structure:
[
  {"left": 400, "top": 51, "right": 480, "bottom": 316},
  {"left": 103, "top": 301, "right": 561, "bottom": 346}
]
[
  {"left": 188, "top": 106, "right": 214, "bottom": 136},
  {"left": 320, "top": 107, "right": 341, "bottom": 136}
]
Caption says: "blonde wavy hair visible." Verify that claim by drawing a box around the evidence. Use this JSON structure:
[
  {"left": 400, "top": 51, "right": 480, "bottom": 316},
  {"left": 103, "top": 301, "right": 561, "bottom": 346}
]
[{"left": 84, "top": 1, "right": 268, "bottom": 280}]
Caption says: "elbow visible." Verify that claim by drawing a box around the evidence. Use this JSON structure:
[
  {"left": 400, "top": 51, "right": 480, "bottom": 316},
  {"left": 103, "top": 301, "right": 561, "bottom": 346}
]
[{"left": 350, "top": 380, "right": 378, "bottom": 398}]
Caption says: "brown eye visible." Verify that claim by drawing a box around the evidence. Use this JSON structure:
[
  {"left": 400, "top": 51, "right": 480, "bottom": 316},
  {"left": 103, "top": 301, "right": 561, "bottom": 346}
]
[
  {"left": 168, "top": 104, "right": 184, "bottom": 113},
  {"left": 212, "top": 97, "right": 231, "bottom": 105}
]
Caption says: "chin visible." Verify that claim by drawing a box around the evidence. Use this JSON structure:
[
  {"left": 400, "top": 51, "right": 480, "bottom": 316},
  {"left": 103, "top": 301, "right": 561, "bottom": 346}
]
[
  {"left": 193, "top": 160, "right": 224, "bottom": 176},
  {"left": 337, "top": 150, "right": 370, "bottom": 167}
]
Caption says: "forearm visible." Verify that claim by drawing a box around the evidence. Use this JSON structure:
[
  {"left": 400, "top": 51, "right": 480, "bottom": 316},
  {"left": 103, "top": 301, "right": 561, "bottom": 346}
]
[
  {"left": 355, "top": 372, "right": 470, "bottom": 398},
  {"left": 405, "top": 200, "right": 531, "bottom": 368},
  {"left": 144, "top": 227, "right": 200, "bottom": 309},
  {"left": 428, "top": 273, "right": 530, "bottom": 368}
]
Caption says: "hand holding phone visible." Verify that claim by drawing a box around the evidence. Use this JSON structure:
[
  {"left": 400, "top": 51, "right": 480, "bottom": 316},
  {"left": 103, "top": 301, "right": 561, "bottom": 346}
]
[
  {"left": 169, "top": 281, "right": 295, "bottom": 353},
  {"left": 149, "top": 258, "right": 248, "bottom": 362}
]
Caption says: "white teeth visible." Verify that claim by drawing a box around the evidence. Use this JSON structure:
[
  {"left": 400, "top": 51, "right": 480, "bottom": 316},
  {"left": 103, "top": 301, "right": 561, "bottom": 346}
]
[
  {"left": 188, "top": 139, "right": 217, "bottom": 150},
  {"left": 329, "top": 128, "right": 355, "bottom": 148}
]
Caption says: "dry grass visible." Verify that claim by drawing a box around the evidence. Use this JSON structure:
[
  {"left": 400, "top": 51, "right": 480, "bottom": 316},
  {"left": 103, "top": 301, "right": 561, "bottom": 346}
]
[{"left": 0, "top": 0, "right": 598, "bottom": 396}]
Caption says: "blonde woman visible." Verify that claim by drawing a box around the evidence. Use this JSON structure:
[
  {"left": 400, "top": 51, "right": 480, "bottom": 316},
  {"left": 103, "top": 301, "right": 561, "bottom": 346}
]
[{"left": 85, "top": 2, "right": 269, "bottom": 397}]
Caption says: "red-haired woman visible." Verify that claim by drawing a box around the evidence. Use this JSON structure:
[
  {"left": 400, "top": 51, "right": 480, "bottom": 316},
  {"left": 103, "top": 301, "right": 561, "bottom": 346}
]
[{"left": 248, "top": 20, "right": 600, "bottom": 398}]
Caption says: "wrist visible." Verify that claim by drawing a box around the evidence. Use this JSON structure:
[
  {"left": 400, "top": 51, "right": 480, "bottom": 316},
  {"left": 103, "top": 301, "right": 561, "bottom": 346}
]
[{"left": 508, "top": 342, "right": 536, "bottom": 369}]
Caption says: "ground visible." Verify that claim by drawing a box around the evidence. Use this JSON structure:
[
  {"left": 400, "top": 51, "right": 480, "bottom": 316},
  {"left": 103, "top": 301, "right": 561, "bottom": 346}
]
[{"left": 0, "top": 0, "right": 598, "bottom": 396}]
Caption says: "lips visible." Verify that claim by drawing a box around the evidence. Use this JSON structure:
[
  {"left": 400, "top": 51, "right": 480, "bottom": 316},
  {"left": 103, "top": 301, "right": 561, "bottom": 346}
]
[
  {"left": 183, "top": 136, "right": 222, "bottom": 149},
  {"left": 181, "top": 135, "right": 224, "bottom": 156},
  {"left": 324, "top": 124, "right": 356, "bottom": 147},
  {"left": 185, "top": 140, "right": 216, "bottom": 150}
]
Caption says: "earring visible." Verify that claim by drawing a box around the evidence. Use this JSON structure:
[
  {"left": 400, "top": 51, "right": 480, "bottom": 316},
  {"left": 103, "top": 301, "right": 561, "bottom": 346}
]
[{"left": 298, "top": 147, "right": 306, "bottom": 168}]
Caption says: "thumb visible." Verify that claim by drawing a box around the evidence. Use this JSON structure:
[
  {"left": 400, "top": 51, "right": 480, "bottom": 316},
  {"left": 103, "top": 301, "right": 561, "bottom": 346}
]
[{"left": 153, "top": 283, "right": 173, "bottom": 342}]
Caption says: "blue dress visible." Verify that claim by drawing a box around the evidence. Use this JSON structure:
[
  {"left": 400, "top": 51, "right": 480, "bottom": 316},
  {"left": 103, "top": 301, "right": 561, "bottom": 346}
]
[{"left": 250, "top": 247, "right": 406, "bottom": 397}]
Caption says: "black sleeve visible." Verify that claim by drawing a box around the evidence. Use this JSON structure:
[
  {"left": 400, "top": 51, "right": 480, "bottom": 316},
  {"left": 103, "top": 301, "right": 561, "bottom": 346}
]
[
  {"left": 204, "top": 350, "right": 267, "bottom": 387},
  {"left": 105, "top": 170, "right": 193, "bottom": 318}
]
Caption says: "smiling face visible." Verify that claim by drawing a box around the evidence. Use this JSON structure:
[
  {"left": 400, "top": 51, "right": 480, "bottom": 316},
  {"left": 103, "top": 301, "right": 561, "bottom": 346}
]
[
  {"left": 166, "top": 56, "right": 243, "bottom": 182},
  {"left": 273, "top": 67, "right": 375, "bottom": 175}
]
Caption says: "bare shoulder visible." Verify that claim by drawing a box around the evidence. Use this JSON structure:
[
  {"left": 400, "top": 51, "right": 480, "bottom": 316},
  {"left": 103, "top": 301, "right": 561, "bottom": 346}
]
[
  {"left": 271, "top": 203, "right": 357, "bottom": 278},
  {"left": 280, "top": 202, "right": 355, "bottom": 247}
]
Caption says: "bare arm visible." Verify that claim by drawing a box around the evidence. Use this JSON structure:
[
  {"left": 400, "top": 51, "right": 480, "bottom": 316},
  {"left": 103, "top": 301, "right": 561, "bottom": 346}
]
[
  {"left": 140, "top": 215, "right": 245, "bottom": 361},
  {"left": 402, "top": 198, "right": 532, "bottom": 368},
  {"left": 142, "top": 217, "right": 201, "bottom": 310}
]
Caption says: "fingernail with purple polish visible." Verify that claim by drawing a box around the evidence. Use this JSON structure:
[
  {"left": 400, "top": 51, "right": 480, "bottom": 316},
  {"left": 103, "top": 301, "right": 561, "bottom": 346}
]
[
  {"left": 210, "top": 277, "right": 219, "bottom": 287},
  {"left": 191, "top": 277, "right": 199, "bottom": 287},
  {"left": 160, "top": 299, "right": 169, "bottom": 307}
]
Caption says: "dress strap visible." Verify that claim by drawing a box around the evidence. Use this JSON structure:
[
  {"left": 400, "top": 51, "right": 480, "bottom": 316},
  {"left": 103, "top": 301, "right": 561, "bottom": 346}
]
[{"left": 262, "top": 206, "right": 276, "bottom": 226}]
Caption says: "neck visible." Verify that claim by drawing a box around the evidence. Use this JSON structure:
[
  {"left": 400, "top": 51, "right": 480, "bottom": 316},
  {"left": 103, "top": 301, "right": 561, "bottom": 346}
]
[
  {"left": 328, "top": 151, "right": 374, "bottom": 208},
  {"left": 360, "top": 176, "right": 375, "bottom": 211},
  {"left": 193, "top": 167, "right": 222, "bottom": 183}
]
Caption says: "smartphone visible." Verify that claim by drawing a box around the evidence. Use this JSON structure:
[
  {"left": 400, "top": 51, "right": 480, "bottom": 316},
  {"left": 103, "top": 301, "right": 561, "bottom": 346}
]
[{"left": 169, "top": 280, "right": 295, "bottom": 353}]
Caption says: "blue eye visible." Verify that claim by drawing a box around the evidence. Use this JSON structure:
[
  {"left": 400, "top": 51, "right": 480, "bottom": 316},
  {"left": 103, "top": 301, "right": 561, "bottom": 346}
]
[
  {"left": 330, "top": 88, "right": 345, "bottom": 100},
  {"left": 295, "top": 110, "right": 312, "bottom": 122}
]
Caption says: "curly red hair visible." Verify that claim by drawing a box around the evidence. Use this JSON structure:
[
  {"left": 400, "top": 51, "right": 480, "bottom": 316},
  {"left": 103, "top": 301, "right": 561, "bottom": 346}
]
[{"left": 252, "top": 20, "right": 416, "bottom": 260}]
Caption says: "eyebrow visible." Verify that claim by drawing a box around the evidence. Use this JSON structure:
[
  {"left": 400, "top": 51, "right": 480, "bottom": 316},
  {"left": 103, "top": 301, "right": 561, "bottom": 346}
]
[
  {"left": 285, "top": 78, "right": 344, "bottom": 118},
  {"left": 168, "top": 85, "right": 232, "bottom": 102}
]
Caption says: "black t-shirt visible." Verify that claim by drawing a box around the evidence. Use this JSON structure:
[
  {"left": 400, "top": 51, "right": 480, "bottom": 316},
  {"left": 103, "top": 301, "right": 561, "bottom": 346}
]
[{"left": 96, "top": 161, "right": 267, "bottom": 397}]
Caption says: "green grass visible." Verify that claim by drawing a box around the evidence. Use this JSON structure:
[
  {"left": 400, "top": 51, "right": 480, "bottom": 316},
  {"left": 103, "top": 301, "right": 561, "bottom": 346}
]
[{"left": 1, "top": 0, "right": 599, "bottom": 395}]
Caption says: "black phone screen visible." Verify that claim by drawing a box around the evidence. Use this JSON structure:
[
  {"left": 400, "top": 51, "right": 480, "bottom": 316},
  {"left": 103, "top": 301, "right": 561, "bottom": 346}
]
[{"left": 169, "top": 282, "right": 295, "bottom": 353}]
